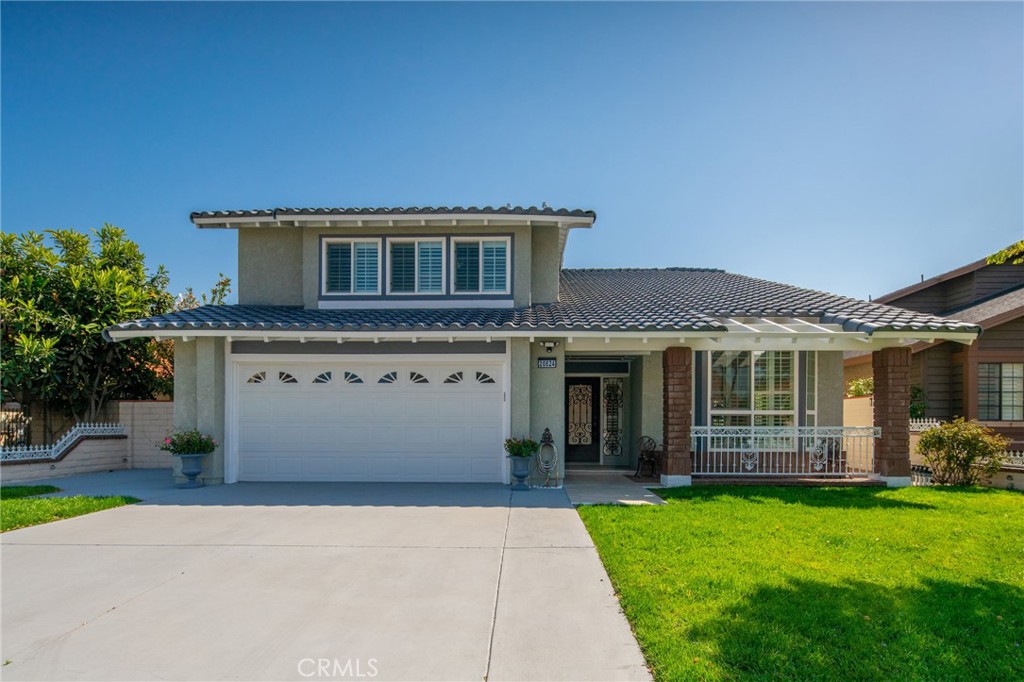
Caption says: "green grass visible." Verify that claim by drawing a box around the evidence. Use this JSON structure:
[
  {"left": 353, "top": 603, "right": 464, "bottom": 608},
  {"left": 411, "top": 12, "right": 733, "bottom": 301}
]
[
  {"left": 0, "top": 486, "right": 138, "bottom": 532},
  {"left": 578, "top": 486, "right": 1024, "bottom": 682}
]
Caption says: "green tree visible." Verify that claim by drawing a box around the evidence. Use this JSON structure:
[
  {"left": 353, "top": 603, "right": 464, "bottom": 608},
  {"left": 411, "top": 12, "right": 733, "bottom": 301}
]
[
  {"left": 1, "top": 226, "right": 174, "bottom": 435},
  {"left": 986, "top": 240, "right": 1024, "bottom": 265}
]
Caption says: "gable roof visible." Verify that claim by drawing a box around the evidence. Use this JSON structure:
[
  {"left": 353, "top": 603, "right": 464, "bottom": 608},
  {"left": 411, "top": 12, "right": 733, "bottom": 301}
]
[
  {"left": 190, "top": 205, "right": 596, "bottom": 225},
  {"left": 940, "top": 284, "right": 1024, "bottom": 328},
  {"left": 106, "top": 268, "right": 979, "bottom": 338}
]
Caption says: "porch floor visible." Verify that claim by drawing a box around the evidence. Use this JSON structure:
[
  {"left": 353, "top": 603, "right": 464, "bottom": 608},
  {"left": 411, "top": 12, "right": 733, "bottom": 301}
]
[{"left": 563, "top": 470, "right": 666, "bottom": 506}]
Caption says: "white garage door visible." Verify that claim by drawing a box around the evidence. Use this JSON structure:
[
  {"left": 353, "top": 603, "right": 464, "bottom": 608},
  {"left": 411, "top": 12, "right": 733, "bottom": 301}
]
[{"left": 234, "top": 360, "right": 506, "bottom": 482}]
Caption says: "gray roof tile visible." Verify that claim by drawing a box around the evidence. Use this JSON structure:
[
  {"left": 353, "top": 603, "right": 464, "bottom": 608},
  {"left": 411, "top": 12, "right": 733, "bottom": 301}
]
[
  {"left": 190, "top": 205, "right": 596, "bottom": 222},
  {"left": 107, "top": 268, "right": 980, "bottom": 337}
]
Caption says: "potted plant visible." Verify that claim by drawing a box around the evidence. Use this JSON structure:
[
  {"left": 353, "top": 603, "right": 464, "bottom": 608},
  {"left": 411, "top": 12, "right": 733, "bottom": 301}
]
[
  {"left": 504, "top": 436, "right": 539, "bottom": 490},
  {"left": 159, "top": 429, "right": 218, "bottom": 488}
]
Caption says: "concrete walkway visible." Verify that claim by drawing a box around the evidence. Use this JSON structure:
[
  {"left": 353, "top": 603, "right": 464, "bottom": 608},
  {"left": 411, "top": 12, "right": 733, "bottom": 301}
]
[
  {"left": 2, "top": 471, "right": 651, "bottom": 682},
  {"left": 564, "top": 470, "right": 666, "bottom": 506}
]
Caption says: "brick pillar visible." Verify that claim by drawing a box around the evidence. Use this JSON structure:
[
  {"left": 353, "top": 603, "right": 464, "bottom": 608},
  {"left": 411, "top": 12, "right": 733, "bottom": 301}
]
[
  {"left": 872, "top": 347, "right": 912, "bottom": 485},
  {"left": 662, "top": 347, "right": 693, "bottom": 486}
]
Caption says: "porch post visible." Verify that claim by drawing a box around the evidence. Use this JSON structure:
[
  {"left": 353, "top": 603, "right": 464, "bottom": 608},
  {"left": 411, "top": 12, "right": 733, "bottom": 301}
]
[
  {"left": 872, "top": 347, "right": 912, "bottom": 487},
  {"left": 661, "top": 346, "right": 693, "bottom": 487}
]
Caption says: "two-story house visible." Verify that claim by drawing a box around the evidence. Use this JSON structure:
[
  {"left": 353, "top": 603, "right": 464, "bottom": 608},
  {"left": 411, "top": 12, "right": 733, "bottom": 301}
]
[
  {"left": 106, "top": 206, "right": 979, "bottom": 487},
  {"left": 845, "top": 252, "right": 1024, "bottom": 448}
]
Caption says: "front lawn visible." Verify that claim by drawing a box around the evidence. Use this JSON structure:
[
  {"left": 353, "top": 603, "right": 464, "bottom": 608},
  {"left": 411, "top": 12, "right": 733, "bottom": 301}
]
[
  {"left": 578, "top": 486, "right": 1024, "bottom": 681},
  {"left": 1, "top": 485, "right": 139, "bottom": 532}
]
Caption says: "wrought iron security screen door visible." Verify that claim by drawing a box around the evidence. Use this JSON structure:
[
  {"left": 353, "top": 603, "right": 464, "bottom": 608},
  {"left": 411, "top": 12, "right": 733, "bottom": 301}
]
[{"left": 565, "top": 378, "right": 601, "bottom": 462}]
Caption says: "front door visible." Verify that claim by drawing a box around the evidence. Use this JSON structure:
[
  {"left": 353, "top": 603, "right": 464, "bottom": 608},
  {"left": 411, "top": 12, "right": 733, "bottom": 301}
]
[{"left": 565, "top": 377, "right": 601, "bottom": 463}]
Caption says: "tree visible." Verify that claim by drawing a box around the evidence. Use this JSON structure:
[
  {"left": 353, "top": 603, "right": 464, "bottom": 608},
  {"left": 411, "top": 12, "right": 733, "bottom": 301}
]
[
  {"left": 986, "top": 241, "right": 1024, "bottom": 265},
  {"left": 1, "top": 226, "right": 174, "bottom": 435}
]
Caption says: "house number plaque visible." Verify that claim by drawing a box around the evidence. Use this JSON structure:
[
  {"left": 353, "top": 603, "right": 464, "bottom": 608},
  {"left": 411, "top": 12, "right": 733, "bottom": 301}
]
[{"left": 537, "top": 358, "right": 558, "bottom": 369}]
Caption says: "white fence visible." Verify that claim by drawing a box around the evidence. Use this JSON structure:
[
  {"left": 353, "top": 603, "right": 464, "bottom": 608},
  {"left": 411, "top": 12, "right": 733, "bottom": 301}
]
[
  {"left": 0, "top": 423, "right": 126, "bottom": 462},
  {"left": 691, "top": 426, "right": 879, "bottom": 476}
]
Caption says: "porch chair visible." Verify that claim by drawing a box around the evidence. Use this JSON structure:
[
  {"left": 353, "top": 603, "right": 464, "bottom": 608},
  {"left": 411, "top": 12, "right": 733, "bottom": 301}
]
[{"left": 634, "top": 436, "right": 662, "bottom": 478}]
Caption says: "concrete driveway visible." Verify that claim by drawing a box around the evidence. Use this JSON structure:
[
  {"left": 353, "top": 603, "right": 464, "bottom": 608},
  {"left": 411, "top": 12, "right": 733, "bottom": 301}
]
[{"left": 2, "top": 471, "right": 650, "bottom": 682}]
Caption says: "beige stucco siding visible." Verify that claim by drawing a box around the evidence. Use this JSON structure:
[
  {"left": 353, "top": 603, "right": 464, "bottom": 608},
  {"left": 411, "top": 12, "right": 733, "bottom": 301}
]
[
  {"left": 639, "top": 352, "right": 664, "bottom": 444},
  {"left": 172, "top": 338, "right": 226, "bottom": 484},
  {"left": 237, "top": 229, "right": 303, "bottom": 305},
  {"left": 816, "top": 351, "right": 844, "bottom": 426}
]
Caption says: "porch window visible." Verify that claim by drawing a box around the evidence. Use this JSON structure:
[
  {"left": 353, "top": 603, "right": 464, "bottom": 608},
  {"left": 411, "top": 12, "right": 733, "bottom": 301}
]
[
  {"left": 978, "top": 363, "right": 1024, "bottom": 421},
  {"left": 387, "top": 239, "right": 444, "bottom": 294},
  {"left": 323, "top": 239, "right": 381, "bottom": 295},
  {"left": 710, "top": 350, "right": 795, "bottom": 426},
  {"left": 453, "top": 238, "right": 510, "bottom": 294}
]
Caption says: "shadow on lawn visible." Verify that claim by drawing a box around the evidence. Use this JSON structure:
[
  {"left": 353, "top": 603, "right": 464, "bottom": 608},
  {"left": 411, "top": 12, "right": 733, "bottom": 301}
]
[
  {"left": 684, "top": 576, "right": 1024, "bottom": 681},
  {"left": 658, "top": 486, "right": 936, "bottom": 510}
]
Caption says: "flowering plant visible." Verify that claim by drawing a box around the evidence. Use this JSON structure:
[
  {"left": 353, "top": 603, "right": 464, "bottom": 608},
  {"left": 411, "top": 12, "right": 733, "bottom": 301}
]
[
  {"left": 504, "top": 437, "right": 540, "bottom": 458},
  {"left": 159, "top": 429, "right": 218, "bottom": 455}
]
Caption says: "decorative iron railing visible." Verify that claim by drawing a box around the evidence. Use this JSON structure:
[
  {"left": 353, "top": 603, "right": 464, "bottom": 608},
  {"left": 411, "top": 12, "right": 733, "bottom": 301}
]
[
  {"left": 909, "top": 418, "right": 941, "bottom": 432},
  {"left": 0, "top": 423, "right": 126, "bottom": 463},
  {"left": 691, "top": 426, "right": 879, "bottom": 476}
]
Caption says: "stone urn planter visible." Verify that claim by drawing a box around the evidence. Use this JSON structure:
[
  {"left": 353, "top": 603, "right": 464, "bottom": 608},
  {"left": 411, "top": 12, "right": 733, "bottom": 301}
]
[
  {"left": 509, "top": 455, "right": 533, "bottom": 491},
  {"left": 175, "top": 453, "right": 206, "bottom": 488}
]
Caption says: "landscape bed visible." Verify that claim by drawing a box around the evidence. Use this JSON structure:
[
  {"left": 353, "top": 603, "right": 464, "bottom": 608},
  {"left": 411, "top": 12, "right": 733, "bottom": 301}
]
[{"left": 578, "top": 486, "right": 1024, "bottom": 682}]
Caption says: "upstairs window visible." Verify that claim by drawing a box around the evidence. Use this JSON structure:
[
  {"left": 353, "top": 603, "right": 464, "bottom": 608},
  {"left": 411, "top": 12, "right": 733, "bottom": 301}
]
[
  {"left": 453, "top": 238, "right": 510, "bottom": 294},
  {"left": 979, "top": 363, "right": 1023, "bottom": 421},
  {"left": 323, "top": 239, "right": 380, "bottom": 295},
  {"left": 388, "top": 240, "right": 444, "bottom": 294}
]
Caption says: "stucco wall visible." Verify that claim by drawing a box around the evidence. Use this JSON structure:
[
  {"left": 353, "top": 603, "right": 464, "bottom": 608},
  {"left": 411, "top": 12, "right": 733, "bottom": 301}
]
[
  {"left": 1, "top": 437, "right": 128, "bottom": 482},
  {"left": 843, "top": 396, "right": 873, "bottom": 428},
  {"left": 530, "top": 226, "right": 560, "bottom": 304},
  {"left": 172, "top": 338, "right": 225, "bottom": 484},
  {"left": 640, "top": 352, "right": 664, "bottom": 445},
  {"left": 530, "top": 339, "right": 565, "bottom": 481},
  {"left": 118, "top": 401, "right": 174, "bottom": 468},
  {"left": 237, "top": 228, "right": 303, "bottom": 305},
  {"left": 817, "top": 351, "right": 844, "bottom": 426},
  {"left": 299, "top": 224, "right": 537, "bottom": 308}
]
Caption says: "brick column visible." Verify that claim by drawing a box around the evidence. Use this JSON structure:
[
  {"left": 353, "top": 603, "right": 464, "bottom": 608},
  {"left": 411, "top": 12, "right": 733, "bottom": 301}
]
[
  {"left": 662, "top": 347, "right": 693, "bottom": 486},
  {"left": 872, "top": 346, "right": 912, "bottom": 486}
]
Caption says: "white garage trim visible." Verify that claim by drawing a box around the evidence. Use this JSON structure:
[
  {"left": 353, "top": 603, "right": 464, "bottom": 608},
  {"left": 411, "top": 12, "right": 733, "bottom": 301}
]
[{"left": 224, "top": 351, "right": 511, "bottom": 484}]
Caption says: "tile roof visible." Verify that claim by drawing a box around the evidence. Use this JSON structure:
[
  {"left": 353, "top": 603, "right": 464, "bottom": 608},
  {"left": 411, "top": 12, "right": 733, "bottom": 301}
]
[
  {"left": 190, "top": 205, "right": 596, "bottom": 222},
  {"left": 107, "top": 268, "right": 980, "bottom": 337}
]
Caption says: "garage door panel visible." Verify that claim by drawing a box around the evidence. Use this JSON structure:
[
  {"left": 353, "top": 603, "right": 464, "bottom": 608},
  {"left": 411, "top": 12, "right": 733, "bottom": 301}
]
[{"left": 235, "top": 360, "right": 505, "bottom": 482}]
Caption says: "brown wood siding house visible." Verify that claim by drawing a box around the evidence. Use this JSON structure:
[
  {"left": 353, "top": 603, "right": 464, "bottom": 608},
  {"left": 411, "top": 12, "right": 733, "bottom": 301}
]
[{"left": 844, "top": 259, "right": 1024, "bottom": 448}]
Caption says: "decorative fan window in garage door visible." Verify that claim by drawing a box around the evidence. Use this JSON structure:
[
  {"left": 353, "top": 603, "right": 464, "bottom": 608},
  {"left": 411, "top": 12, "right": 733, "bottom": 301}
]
[{"left": 246, "top": 371, "right": 266, "bottom": 384}]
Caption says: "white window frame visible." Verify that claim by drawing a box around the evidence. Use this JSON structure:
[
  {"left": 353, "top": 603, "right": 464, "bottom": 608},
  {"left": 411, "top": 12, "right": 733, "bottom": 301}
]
[
  {"left": 385, "top": 238, "right": 446, "bottom": 296},
  {"left": 708, "top": 350, "right": 798, "bottom": 427},
  {"left": 321, "top": 238, "right": 382, "bottom": 296},
  {"left": 450, "top": 236, "right": 511, "bottom": 296}
]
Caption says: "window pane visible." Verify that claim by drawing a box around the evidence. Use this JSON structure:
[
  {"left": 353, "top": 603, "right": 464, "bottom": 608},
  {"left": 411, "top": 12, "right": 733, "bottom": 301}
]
[
  {"left": 390, "top": 243, "right": 415, "bottom": 293},
  {"left": 711, "top": 414, "right": 751, "bottom": 427},
  {"left": 978, "top": 363, "right": 1001, "bottom": 420},
  {"left": 481, "top": 240, "right": 507, "bottom": 292},
  {"left": 455, "top": 242, "right": 480, "bottom": 292},
  {"left": 711, "top": 351, "right": 751, "bottom": 410},
  {"left": 353, "top": 242, "right": 379, "bottom": 293},
  {"left": 754, "top": 351, "right": 794, "bottom": 411},
  {"left": 753, "top": 414, "right": 794, "bottom": 427},
  {"left": 1002, "top": 363, "right": 1023, "bottom": 420},
  {"left": 418, "top": 242, "right": 443, "bottom": 293},
  {"left": 325, "top": 243, "right": 351, "bottom": 293}
]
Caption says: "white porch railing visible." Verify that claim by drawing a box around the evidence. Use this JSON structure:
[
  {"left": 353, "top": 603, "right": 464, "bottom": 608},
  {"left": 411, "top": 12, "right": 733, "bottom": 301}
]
[
  {"left": 691, "top": 426, "right": 879, "bottom": 476},
  {"left": 0, "top": 423, "right": 126, "bottom": 463}
]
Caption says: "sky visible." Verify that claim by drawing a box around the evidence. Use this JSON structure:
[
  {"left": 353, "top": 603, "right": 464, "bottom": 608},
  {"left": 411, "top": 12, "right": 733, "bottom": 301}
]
[{"left": 3, "top": 1, "right": 1022, "bottom": 303}]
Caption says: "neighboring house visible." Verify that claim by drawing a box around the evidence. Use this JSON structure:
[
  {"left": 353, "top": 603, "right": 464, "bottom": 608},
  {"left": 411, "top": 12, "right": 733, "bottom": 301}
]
[
  {"left": 844, "top": 254, "right": 1024, "bottom": 449},
  {"left": 106, "top": 206, "right": 979, "bottom": 487}
]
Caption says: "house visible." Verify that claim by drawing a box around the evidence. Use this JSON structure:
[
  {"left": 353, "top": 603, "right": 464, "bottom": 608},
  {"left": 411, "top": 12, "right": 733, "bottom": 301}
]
[
  {"left": 105, "top": 206, "right": 980, "bottom": 487},
  {"left": 844, "top": 253, "right": 1024, "bottom": 449}
]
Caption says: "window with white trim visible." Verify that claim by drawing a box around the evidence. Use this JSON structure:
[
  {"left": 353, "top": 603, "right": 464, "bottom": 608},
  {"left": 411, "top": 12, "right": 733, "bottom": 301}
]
[
  {"left": 710, "top": 350, "right": 795, "bottom": 426},
  {"left": 323, "top": 239, "right": 381, "bottom": 294},
  {"left": 453, "top": 238, "right": 510, "bottom": 294},
  {"left": 978, "top": 363, "right": 1023, "bottom": 421},
  {"left": 388, "top": 239, "right": 444, "bottom": 294}
]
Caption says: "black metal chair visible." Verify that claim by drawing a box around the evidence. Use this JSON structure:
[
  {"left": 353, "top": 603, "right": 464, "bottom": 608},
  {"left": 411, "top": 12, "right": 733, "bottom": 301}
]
[{"left": 634, "top": 436, "right": 661, "bottom": 478}]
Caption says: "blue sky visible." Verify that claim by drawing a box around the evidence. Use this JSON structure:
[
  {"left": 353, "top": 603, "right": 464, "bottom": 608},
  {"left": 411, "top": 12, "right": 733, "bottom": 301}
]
[{"left": 3, "top": 1, "right": 1022, "bottom": 302}]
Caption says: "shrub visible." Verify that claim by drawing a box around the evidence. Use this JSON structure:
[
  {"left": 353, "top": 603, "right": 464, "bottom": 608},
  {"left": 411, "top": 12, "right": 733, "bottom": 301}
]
[
  {"left": 910, "top": 385, "right": 928, "bottom": 419},
  {"left": 504, "top": 437, "right": 540, "bottom": 458},
  {"left": 916, "top": 418, "right": 1009, "bottom": 485},
  {"left": 158, "top": 429, "right": 218, "bottom": 455},
  {"left": 846, "top": 377, "right": 873, "bottom": 398}
]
